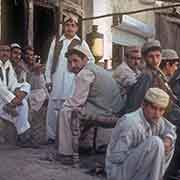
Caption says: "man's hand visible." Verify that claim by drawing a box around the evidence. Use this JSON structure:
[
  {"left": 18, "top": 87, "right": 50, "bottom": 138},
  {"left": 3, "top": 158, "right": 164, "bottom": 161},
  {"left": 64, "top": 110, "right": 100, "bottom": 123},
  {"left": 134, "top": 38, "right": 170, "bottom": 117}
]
[
  {"left": 15, "top": 90, "right": 27, "bottom": 101},
  {"left": 46, "top": 82, "right": 53, "bottom": 93},
  {"left": 10, "top": 96, "right": 22, "bottom": 107},
  {"left": 164, "top": 137, "right": 173, "bottom": 155},
  {"left": 10, "top": 90, "right": 27, "bottom": 106}
]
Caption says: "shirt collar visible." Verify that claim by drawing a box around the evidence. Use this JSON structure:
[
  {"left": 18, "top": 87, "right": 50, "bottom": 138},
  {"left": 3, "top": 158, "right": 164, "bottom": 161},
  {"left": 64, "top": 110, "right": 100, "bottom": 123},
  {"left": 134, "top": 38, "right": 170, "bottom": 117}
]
[
  {"left": 59, "top": 34, "right": 80, "bottom": 41},
  {"left": 0, "top": 59, "right": 11, "bottom": 69}
]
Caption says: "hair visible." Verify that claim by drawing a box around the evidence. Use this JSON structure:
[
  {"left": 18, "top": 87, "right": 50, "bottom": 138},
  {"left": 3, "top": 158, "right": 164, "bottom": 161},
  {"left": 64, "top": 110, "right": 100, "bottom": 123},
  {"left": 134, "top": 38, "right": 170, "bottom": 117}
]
[
  {"left": 142, "top": 47, "right": 161, "bottom": 57},
  {"left": 160, "top": 59, "right": 179, "bottom": 69},
  {"left": 66, "top": 49, "right": 87, "bottom": 59},
  {"left": 23, "top": 45, "right": 34, "bottom": 53}
]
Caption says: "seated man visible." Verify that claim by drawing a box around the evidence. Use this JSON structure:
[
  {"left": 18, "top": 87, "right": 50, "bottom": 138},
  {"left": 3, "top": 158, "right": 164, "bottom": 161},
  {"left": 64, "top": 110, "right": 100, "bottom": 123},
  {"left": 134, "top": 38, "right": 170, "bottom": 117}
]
[
  {"left": 113, "top": 46, "right": 142, "bottom": 95},
  {"left": 160, "top": 49, "right": 179, "bottom": 81},
  {"left": 106, "top": 88, "right": 176, "bottom": 180},
  {"left": 57, "top": 45, "right": 124, "bottom": 165},
  {"left": 10, "top": 43, "right": 28, "bottom": 82},
  {"left": 0, "top": 44, "right": 34, "bottom": 147}
]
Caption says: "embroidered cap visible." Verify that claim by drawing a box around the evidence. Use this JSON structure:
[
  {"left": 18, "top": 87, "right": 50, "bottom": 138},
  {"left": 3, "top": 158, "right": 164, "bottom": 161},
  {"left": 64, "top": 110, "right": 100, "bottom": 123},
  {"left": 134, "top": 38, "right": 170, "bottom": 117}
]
[{"left": 64, "top": 12, "right": 79, "bottom": 24}]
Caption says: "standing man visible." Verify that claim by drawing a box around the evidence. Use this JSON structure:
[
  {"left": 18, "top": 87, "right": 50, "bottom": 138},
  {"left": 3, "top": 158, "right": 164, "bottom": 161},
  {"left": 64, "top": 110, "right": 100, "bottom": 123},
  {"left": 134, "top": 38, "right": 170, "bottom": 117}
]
[
  {"left": 106, "top": 88, "right": 176, "bottom": 180},
  {"left": 0, "top": 44, "right": 34, "bottom": 147},
  {"left": 113, "top": 46, "right": 142, "bottom": 95},
  {"left": 45, "top": 13, "right": 95, "bottom": 141}
]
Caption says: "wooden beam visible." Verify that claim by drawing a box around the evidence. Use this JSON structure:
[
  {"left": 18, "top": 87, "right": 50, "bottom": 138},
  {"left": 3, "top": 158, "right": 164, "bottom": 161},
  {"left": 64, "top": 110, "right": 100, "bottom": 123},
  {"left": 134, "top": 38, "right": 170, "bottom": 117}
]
[{"left": 82, "top": 3, "right": 180, "bottom": 21}]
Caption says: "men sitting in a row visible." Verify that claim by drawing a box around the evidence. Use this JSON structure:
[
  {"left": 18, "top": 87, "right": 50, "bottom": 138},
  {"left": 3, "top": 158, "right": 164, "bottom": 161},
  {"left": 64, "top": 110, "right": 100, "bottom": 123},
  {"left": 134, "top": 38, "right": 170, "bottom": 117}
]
[
  {"left": 10, "top": 43, "right": 48, "bottom": 144},
  {"left": 0, "top": 44, "right": 36, "bottom": 147}
]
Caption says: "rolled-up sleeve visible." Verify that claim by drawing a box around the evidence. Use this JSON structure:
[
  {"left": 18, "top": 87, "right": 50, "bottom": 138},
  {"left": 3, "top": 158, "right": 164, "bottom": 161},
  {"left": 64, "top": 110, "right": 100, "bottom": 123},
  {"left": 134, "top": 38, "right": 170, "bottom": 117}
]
[{"left": 63, "top": 69, "right": 95, "bottom": 108}]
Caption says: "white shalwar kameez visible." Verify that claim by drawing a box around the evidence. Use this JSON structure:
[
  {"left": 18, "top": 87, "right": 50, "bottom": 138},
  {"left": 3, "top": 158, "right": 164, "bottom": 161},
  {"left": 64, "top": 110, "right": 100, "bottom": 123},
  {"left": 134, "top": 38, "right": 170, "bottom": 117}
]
[
  {"left": 45, "top": 34, "right": 95, "bottom": 139},
  {"left": 0, "top": 60, "right": 30, "bottom": 134}
]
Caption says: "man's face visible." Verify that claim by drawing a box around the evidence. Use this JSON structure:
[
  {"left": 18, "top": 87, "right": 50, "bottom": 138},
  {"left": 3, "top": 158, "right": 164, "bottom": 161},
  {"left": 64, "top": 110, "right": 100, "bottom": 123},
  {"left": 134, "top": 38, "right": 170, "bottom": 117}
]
[
  {"left": 25, "top": 49, "right": 34, "bottom": 65},
  {"left": 165, "top": 61, "right": 179, "bottom": 77},
  {"left": 0, "top": 45, "right": 10, "bottom": 63},
  {"left": 11, "top": 48, "right": 22, "bottom": 64},
  {"left": 145, "top": 50, "right": 161, "bottom": 68},
  {"left": 68, "top": 54, "right": 87, "bottom": 74},
  {"left": 143, "top": 102, "right": 166, "bottom": 124},
  {"left": 127, "top": 51, "right": 141, "bottom": 70},
  {"left": 64, "top": 20, "right": 78, "bottom": 39}
]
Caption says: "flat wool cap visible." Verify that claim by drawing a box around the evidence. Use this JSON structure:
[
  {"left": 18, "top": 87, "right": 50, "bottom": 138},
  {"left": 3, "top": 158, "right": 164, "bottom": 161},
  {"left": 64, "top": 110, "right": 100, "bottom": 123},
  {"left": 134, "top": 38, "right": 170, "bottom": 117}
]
[
  {"left": 125, "top": 46, "right": 141, "bottom": 56},
  {"left": 162, "top": 49, "right": 179, "bottom": 61},
  {"left": 144, "top": 88, "right": 169, "bottom": 108},
  {"left": 142, "top": 40, "right": 161, "bottom": 55}
]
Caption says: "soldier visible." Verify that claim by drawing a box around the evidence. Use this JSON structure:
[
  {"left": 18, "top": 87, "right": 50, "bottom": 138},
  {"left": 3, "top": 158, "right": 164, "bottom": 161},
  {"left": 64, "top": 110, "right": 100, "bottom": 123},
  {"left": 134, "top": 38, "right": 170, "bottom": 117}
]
[
  {"left": 45, "top": 12, "right": 95, "bottom": 142},
  {"left": 106, "top": 88, "right": 176, "bottom": 180}
]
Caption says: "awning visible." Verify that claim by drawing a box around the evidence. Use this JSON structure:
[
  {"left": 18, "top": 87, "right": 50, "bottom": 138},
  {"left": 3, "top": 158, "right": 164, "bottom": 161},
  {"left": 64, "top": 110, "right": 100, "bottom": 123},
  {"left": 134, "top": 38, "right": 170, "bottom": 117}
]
[{"left": 112, "top": 15, "right": 155, "bottom": 46}]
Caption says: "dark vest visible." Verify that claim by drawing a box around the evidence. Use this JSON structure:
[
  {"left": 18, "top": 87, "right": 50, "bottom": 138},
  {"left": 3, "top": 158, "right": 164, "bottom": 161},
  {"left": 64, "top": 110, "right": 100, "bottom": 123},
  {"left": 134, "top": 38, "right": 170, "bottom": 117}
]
[{"left": 51, "top": 35, "right": 82, "bottom": 74}]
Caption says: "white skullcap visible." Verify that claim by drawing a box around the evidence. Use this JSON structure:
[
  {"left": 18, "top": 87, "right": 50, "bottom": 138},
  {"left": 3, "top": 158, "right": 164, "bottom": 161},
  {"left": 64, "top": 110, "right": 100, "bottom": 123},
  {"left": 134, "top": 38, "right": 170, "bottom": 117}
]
[{"left": 10, "top": 43, "right": 21, "bottom": 49}]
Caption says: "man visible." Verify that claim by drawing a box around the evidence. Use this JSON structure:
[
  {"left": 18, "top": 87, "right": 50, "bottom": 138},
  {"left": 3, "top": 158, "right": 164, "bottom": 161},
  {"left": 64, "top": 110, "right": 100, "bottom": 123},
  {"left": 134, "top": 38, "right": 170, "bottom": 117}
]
[
  {"left": 113, "top": 46, "right": 141, "bottom": 95},
  {"left": 0, "top": 44, "right": 34, "bottom": 147},
  {"left": 57, "top": 45, "right": 124, "bottom": 165},
  {"left": 10, "top": 43, "right": 27, "bottom": 82},
  {"left": 106, "top": 87, "right": 176, "bottom": 180},
  {"left": 45, "top": 12, "right": 95, "bottom": 141},
  {"left": 125, "top": 40, "right": 180, "bottom": 179},
  {"left": 23, "top": 45, "right": 48, "bottom": 144},
  {"left": 160, "top": 49, "right": 179, "bottom": 81}
]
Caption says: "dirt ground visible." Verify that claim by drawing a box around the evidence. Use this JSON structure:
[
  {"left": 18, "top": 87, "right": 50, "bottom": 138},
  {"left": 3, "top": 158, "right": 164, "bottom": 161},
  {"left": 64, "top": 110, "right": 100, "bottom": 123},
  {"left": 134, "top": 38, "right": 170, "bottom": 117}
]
[{"left": 0, "top": 145, "right": 106, "bottom": 180}]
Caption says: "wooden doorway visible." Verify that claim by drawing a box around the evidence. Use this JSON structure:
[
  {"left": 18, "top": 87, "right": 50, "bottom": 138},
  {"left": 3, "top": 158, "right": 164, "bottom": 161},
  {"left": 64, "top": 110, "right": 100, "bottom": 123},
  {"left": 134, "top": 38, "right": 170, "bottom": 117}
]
[{"left": 1, "top": 0, "right": 27, "bottom": 45}]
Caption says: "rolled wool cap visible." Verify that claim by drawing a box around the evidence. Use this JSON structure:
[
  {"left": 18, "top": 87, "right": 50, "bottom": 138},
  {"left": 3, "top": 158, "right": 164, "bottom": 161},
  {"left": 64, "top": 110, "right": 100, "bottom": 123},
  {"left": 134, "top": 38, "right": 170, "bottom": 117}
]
[
  {"left": 142, "top": 39, "right": 161, "bottom": 55},
  {"left": 162, "top": 49, "right": 179, "bottom": 60},
  {"left": 144, "top": 87, "right": 170, "bottom": 108},
  {"left": 66, "top": 45, "right": 90, "bottom": 58}
]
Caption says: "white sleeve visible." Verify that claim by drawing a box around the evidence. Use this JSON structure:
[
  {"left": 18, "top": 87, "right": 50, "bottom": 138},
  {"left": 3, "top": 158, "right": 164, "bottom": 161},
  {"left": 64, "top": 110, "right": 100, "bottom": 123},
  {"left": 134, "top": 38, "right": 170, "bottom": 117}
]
[
  {"left": 63, "top": 69, "right": 95, "bottom": 108},
  {"left": 45, "top": 38, "right": 56, "bottom": 83},
  {"left": 81, "top": 40, "right": 95, "bottom": 63}
]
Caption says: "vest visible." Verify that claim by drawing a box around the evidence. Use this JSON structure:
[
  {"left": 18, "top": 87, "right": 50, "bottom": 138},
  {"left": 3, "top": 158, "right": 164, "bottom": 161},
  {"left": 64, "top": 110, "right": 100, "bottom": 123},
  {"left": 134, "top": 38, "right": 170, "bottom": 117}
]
[
  {"left": 51, "top": 35, "right": 82, "bottom": 74},
  {"left": 84, "top": 63, "right": 124, "bottom": 116}
]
